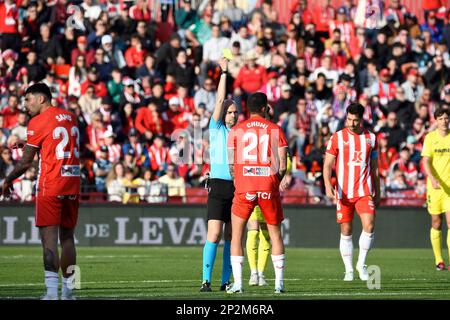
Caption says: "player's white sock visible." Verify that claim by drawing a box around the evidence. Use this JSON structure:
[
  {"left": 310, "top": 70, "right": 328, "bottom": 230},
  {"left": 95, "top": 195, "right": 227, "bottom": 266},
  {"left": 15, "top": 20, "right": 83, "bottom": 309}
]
[
  {"left": 45, "top": 271, "right": 59, "bottom": 297},
  {"left": 230, "top": 256, "right": 244, "bottom": 288},
  {"left": 61, "top": 276, "right": 72, "bottom": 297},
  {"left": 339, "top": 234, "right": 354, "bottom": 273},
  {"left": 357, "top": 231, "right": 374, "bottom": 267},
  {"left": 271, "top": 254, "right": 285, "bottom": 289}
]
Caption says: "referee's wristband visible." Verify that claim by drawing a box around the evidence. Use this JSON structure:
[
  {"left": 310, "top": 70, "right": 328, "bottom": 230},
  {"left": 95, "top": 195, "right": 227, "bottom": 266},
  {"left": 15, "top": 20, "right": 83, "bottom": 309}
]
[{"left": 221, "top": 71, "right": 227, "bottom": 75}]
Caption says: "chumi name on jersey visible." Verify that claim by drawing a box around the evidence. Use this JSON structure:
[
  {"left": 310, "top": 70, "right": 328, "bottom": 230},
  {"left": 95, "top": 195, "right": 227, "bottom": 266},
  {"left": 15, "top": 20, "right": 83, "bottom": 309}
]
[
  {"left": 243, "top": 166, "right": 270, "bottom": 177},
  {"left": 61, "top": 165, "right": 80, "bottom": 177},
  {"left": 55, "top": 114, "right": 72, "bottom": 122},
  {"left": 434, "top": 148, "right": 450, "bottom": 153}
]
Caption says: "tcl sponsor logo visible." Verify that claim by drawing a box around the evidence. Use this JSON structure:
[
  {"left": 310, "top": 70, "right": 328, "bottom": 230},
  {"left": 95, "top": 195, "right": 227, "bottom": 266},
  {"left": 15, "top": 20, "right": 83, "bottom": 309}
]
[{"left": 245, "top": 192, "right": 272, "bottom": 201}]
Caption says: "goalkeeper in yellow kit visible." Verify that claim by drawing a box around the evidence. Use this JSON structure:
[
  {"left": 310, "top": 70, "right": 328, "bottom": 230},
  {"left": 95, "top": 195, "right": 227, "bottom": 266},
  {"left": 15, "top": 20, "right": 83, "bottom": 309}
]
[
  {"left": 246, "top": 103, "right": 292, "bottom": 285},
  {"left": 421, "top": 108, "right": 450, "bottom": 271}
]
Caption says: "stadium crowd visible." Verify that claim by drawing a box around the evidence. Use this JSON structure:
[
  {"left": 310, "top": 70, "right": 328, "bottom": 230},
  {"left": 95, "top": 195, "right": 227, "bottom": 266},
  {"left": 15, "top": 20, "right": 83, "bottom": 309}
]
[{"left": 0, "top": 0, "right": 449, "bottom": 204}]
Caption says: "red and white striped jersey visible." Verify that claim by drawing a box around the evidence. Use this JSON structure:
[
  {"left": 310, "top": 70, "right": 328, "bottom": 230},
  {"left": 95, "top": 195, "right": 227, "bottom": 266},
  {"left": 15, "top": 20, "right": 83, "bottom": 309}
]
[{"left": 326, "top": 127, "right": 378, "bottom": 200}]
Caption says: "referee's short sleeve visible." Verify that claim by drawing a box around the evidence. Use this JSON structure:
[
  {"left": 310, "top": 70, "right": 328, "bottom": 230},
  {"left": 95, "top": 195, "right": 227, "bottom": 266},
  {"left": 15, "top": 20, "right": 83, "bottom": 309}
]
[{"left": 209, "top": 117, "right": 222, "bottom": 129}]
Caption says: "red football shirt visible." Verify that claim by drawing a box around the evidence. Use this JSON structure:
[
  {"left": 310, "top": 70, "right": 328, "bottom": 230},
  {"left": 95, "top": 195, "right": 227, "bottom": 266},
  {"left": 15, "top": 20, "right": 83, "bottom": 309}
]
[
  {"left": 26, "top": 106, "right": 81, "bottom": 196},
  {"left": 326, "top": 127, "right": 378, "bottom": 200},
  {"left": 227, "top": 115, "right": 288, "bottom": 193}
]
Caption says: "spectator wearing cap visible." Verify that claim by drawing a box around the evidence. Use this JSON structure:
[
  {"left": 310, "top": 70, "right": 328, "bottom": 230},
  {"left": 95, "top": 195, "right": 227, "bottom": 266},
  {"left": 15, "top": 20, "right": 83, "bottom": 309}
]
[
  {"left": 401, "top": 68, "right": 424, "bottom": 103},
  {"left": 274, "top": 83, "right": 296, "bottom": 123},
  {"left": 95, "top": 130, "right": 121, "bottom": 163},
  {"left": 0, "top": 0, "right": 20, "bottom": 52},
  {"left": 252, "top": 39, "right": 270, "bottom": 69},
  {"left": 92, "top": 47, "right": 113, "bottom": 82},
  {"left": 412, "top": 36, "right": 432, "bottom": 74},
  {"left": 167, "top": 48, "right": 196, "bottom": 91},
  {"left": 229, "top": 25, "right": 257, "bottom": 55},
  {"left": 370, "top": 68, "right": 397, "bottom": 106},
  {"left": 71, "top": 36, "right": 95, "bottom": 67},
  {"left": 119, "top": 77, "right": 142, "bottom": 110},
  {"left": 163, "top": 96, "right": 190, "bottom": 132},
  {"left": 93, "top": 145, "right": 112, "bottom": 193},
  {"left": 424, "top": 55, "right": 449, "bottom": 101},
  {"left": 194, "top": 77, "right": 217, "bottom": 114},
  {"left": 122, "top": 128, "right": 144, "bottom": 164},
  {"left": 329, "top": 6, "right": 355, "bottom": 46},
  {"left": 101, "top": 34, "right": 127, "bottom": 69},
  {"left": 35, "top": 23, "right": 63, "bottom": 67},
  {"left": 125, "top": 34, "right": 147, "bottom": 69},
  {"left": 420, "top": 10, "right": 444, "bottom": 43},
  {"left": 123, "top": 148, "right": 141, "bottom": 178},
  {"left": 80, "top": 67, "right": 108, "bottom": 97}
]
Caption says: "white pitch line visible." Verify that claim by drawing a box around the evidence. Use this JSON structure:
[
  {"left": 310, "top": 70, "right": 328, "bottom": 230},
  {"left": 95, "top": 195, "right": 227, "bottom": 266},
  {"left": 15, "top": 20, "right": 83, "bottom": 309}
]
[{"left": 0, "top": 277, "right": 440, "bottom": 288}]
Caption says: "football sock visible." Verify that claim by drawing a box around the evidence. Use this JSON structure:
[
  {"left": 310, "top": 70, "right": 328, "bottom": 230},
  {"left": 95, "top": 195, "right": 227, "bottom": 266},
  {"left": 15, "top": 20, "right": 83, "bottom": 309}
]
[
  {"left": 430, "top": 228, "right": 443, "bottom": 265},
  {"left": 230, "top": 256, "right": 245, "bottom": 288},
  {"left": 271, "top": 254, "right": 285, "bottom": 289},
  {"left": 246, "top": 230, "right": 259, "bottom": 273},
  {"left": 202, "top": 240, "right": 218, "bottom": 283},
  {"left": 257, "top": 229, "right": 271, "bottom": 274},
  {"left": 45, "top": 271, "right": 59, "bottom": 297},
  {"left": 62, "top": 276, "right": 73, "bottom": 297},
  {"left": 221, "top": 240, "right": 232, "bottom": 285},
  {"left": 447, "top": 231, "right": 450, "bottom": 262},
  {"left": 340, "top": 234, "right": 354, "bottom": 273},
  {"left": 357, "top": 231, "right": 374, "bottom": 267}
]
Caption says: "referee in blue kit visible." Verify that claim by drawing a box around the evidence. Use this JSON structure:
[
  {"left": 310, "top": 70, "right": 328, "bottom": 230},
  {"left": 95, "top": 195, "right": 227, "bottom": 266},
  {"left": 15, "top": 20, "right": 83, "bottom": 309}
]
[{"left": 200, "top": 57, "right": 239, "bottom": 292}]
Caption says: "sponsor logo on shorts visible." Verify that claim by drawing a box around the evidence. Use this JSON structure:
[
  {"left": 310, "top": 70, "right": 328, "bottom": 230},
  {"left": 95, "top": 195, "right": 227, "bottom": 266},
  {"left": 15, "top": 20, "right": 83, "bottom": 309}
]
[
  {"left": 243, "top": 166, "right": 270, "bottom": 177},
  {"left": 337, "top": 213, "right": 343, "bottom": 221},
  {"left": 368, "top": 199, "right": 374, "bottom": 209},
  {"left": 61, "top": 165, "right": 80, "bottom": 177},
  {"left": 245, "top": 192, "right": 272, "bottom": 201}
]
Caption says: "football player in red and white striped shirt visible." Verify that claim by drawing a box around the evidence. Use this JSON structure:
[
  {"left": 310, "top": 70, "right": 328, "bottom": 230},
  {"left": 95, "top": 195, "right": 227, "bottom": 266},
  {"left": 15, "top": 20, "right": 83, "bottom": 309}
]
[{"left": 323, "top": 103, "right": 380, "bottom": 282}]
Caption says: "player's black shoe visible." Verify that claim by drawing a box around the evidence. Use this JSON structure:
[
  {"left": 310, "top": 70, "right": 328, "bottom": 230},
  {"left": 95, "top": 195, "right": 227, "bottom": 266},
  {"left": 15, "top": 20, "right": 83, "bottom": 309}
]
[
  {"left": 220, "top": 281, "right": 231, "bottom": 291},
  {"left": 200, "top": 281, "right": 212, "bottom": 292}
]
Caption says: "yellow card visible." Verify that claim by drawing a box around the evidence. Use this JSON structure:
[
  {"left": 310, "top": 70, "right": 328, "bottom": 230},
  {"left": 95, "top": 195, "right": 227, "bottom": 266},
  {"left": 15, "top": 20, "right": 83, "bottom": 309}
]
[{"left": 222, "top": 48, "right": 234, "bottom": 60}]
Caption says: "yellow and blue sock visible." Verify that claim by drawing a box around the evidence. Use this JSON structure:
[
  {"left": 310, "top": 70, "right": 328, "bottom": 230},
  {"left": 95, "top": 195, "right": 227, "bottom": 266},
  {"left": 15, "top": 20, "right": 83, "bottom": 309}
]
[
  {"left": 202, "top": 240, "right": 218, "bottom": 283},
  {"left": 221, "top": 240, "right": 232, "bottom": 286}
]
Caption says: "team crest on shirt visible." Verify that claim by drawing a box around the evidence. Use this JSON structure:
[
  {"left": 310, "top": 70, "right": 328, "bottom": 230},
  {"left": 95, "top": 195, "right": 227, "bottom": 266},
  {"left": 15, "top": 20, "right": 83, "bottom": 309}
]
[
  {"left": 27, "top": 130, "right": 34, "bottom": 136},
  {"left": 366, "top": 138, "right": 372, "bottom": 146},
  {"left": 337, "top": 213, "right": 343, "bottom": 221}
]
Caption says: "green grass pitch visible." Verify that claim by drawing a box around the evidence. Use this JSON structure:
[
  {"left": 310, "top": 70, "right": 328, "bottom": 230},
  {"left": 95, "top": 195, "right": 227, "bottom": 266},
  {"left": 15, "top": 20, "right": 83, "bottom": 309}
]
[{"left": 0, "top": 247, "right": 449, "bottom": 299}]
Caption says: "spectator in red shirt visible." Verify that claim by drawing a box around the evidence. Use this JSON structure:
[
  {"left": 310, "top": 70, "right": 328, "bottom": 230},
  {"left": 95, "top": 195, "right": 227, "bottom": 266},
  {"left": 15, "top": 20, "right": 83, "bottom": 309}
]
[
  {"left": 1, "top": 95, "right": 20, "bottom": 130},
  {"left": 135, "top": 99, "right": 167, "bottom": 140},
  {"left": 129, "top": 0, "right": 151, "bottom": 22},
  {"left": 290, "top": 0, "right": 314, "bottom": 25},
  {"left": 125, "top": 34, "right": 147, "bottom": 69},
  {"left": 313, "top": 0, "right": 336, "bottom": 39},
  {"left": 80, "top": 66, "right": 108, "bottom": 97},
  {"left": 71, "top": 36, "right": 95, "bottom": 67},
  {"left": 0, "top": 0, "right": 20, "bottom": 52}
]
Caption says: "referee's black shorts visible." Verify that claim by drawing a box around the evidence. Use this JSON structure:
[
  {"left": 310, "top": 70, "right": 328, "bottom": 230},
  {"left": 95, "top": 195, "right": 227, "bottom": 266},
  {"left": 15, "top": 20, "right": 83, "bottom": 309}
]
[{"left": 207, "top": 178, "right": 235, "bottom": 222}]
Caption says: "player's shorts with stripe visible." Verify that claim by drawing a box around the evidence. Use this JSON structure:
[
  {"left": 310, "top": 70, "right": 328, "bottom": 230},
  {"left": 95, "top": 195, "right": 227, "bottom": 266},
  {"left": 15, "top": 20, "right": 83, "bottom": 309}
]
[
  {"left": 427, "top": 189, "right": 450, "bottom": 215},
  {"left": 249, "top": 205, "right": 266, "bottom": 223},
  {"left": 336, "top": 195, "right": 375, "bottom": 224},
  {"left": 232, "top": 191, "right": 284, "bottom": 225},
  {"left": 36, "top": 195, "right": 79, "bottom": 228},
  {"left": 207, "top": 179, "right": 235, "bottom": 222}
]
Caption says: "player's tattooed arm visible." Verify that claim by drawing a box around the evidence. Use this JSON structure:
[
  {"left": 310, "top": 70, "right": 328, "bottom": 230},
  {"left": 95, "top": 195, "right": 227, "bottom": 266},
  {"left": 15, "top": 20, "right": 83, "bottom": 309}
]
[
  {"left": 277, "top": 146, "right": 288, "bottom": 181},
  {"left": 4, "top": 145, "right": 38, "bottom": 185},
  {"left": 227, "top": 147, "right": 235, "bottom": 180}
]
